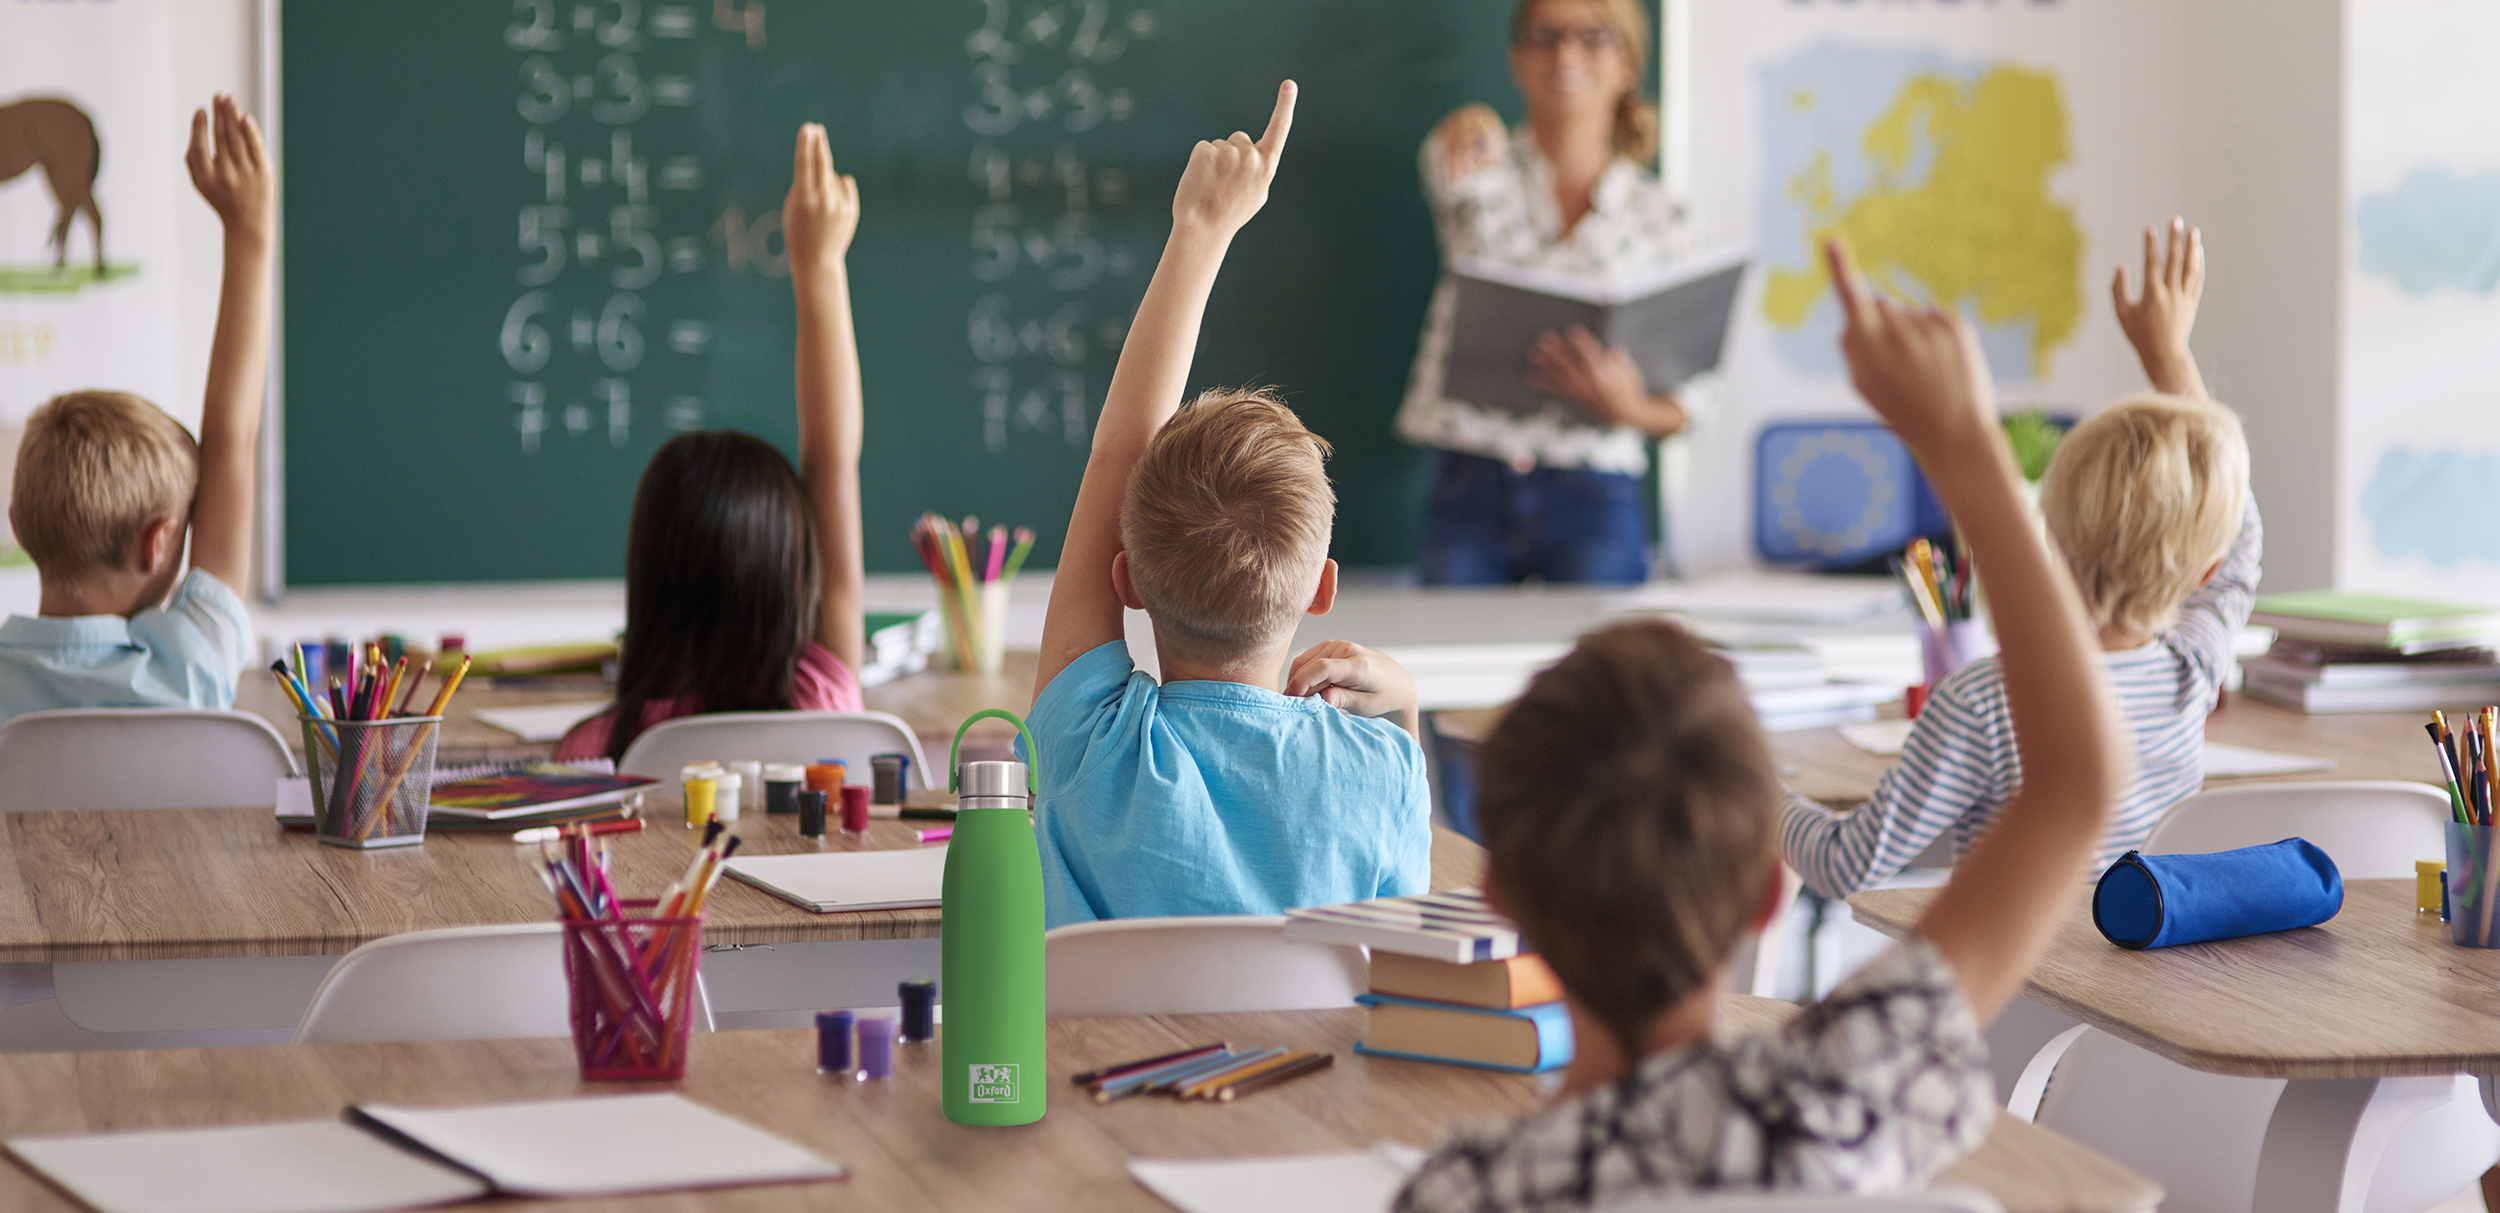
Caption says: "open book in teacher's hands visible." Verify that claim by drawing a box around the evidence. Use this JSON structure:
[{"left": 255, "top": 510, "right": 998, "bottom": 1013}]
[{"left": 1442, "top": 246, "right": 1749, "bottom": 421}]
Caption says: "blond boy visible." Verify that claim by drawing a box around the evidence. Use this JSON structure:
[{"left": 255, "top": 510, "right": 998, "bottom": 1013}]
[
  {"left": 1395, "top": 238, "right": 2131, "bottom": 1208},
  {"left": 1784, "top": 219, "right": 2257, "bottom": 898},
  {"left": 0, "top": 97, "right": 272, "bottom": 722},
  {"left": 1027, "top": 82, "right": 1433, "bottom": 927}
]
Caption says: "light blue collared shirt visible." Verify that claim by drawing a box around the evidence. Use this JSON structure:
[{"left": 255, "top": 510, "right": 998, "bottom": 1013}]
[
  {"left": 0, "top": 569, "right": 253, "bottom": 725},
  {"left": 1023, "top": 641, "right": 1434, "bottom": 928}
]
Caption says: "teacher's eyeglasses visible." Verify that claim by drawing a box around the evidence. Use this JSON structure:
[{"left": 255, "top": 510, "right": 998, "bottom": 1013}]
[{"left": 1516, "top": 24, "right": 1618, "bottom": 53}]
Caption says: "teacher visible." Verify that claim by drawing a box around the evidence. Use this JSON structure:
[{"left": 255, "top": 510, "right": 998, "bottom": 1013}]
[{"left": 1398, "top": 0, "right": 1693, "bottom": 586}]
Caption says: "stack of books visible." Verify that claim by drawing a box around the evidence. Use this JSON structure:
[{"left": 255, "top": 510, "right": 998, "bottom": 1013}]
[
  {"left": 2241, "top": 591, "right": 2500, "bottom": 713},
  {"left": 858, "top": 608, "right": 943, "bottom": 688},
  {"left": 1715, "top": 641, "right": 1901, "bottom": 732},
  {"left": 1284, "top": 892, "right": 1573, "bottom": 1073}
]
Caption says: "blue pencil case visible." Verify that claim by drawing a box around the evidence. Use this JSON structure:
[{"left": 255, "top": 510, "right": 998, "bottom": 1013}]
[{"left": 2092, "top": 839, "right": 2343, "bottom": 949}]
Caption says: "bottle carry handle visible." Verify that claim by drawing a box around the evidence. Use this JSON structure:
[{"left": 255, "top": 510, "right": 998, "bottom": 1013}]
[{"left": 949, "top": 708, "right": 1038, "bottom": 795}]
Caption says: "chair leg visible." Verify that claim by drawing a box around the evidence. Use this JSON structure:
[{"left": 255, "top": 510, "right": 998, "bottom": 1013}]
[
  {"left": 2254, "top": 1076, "right": 2455, "bottom": 1213},
  {"left": 2006, "top": 1023, "right": 2088, "bottom": 1123}
]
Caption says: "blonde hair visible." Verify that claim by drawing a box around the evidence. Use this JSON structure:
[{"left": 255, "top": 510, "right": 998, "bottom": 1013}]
[
  {"left": 1511, "top": 0, "right": 1659, "bottom": 164},
  {"left": 1119, "top": 388, "right": 1335, "bottom": 661},
  {"left": 13, "top": 390, "right": 199, "bottom": 578},
  {"left": 2039, "top": 394, "right": 2249, "bottom": 639}
]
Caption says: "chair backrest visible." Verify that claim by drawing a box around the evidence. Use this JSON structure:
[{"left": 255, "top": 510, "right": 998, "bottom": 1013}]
[
  {"left": 293, "top": 924, "right": 571, "bottom": 1044},
  {"left": 1045, "top": 915, "right": 1367, "bottom": 1018},
  {"left": 616, "top": 711, "right": 933, "bottom": 787},
  {"left": 0, "top": 708, "right": 302, "bottom": 811},
  {"left": 2142, "top": 780, "right": 2452, "bottom": 878}
]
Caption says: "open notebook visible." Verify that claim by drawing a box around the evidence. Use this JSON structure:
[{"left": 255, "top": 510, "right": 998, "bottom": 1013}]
[
  {"left": 2, "top": 1093, "right": 844, "bottom": 1213},
  {"left": 723, "top": 846, "right": 949, "bottom": 913}
]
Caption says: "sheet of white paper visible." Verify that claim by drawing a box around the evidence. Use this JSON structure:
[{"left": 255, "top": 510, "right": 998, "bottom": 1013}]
[
  {"left": 353, "top": 1093, "right": 844, "bottom": 1199},
  {"left": 3, "top": 1119, "right": 488, "bottom": 1213},
  {"left": 723, "top": 846, "right": 951, "bottom": 912},
  {"left": 469, "top": 701, "right": 609, "bottom": 743},
  {"left": 1838, "top": 720, "right": 1917, "bottom": 756},
  {"left": 1603, "top": 573, "right": 1907, "bottom": 626},
  {"left": 2201, "top": 742, "right": 2335, "bottom": 778},
  {"left": 1130, "top": 1144, "right": 1427, "bottom": 1213}
]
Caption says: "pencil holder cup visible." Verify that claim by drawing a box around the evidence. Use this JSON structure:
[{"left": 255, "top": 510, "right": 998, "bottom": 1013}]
[
  {"left": 299, "top": 715, "right": 441, "bottom": 850},
  {"left": 2445, "top": 823, "right": 2500, "bottom": 947},
  {"left": 562, "top": 899, "right": 705, "bottom": 1081},
  {"left": 976, "top": 582, "right": 1009, "bottom": 676},
  {"left": 1918, "top": 619, "right": 1990, "bottom": 688}
]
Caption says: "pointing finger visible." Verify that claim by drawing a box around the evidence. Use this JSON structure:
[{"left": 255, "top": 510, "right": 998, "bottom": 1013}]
[
  {"left": 1257, "top": 79, "right": 1297, "bottom": 159},
  {"left": 1823, "top": 236, "right": 1872, "bottom": 331},
  {"left": 2111, "top": 265, "right": 2130, "bottom": 317},
  {"left": 2140, "top": 225, "right": 2159, "bottom": 300}
]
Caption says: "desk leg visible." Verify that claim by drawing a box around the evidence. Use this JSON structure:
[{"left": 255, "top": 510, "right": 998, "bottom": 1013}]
[{"left": 2254, "top": 1076, "right": 2454, "bottom": 1213}]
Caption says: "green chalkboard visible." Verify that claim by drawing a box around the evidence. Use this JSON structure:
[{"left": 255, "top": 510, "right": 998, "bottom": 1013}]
[{"left": 281, "top": 1, "right": 1633, "bottom": 584}]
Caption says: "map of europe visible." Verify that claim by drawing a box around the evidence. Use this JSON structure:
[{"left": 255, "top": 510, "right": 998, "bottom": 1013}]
[{"left": 1757, "top": 42, "right": 2083, "bottom": 380}]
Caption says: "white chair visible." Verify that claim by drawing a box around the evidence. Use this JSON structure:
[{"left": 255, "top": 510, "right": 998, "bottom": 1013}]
[
  {"left": 0, "top": 708, "right": 300, "bottom": 811},
  {"left": 293, "top": 924, "right": 716, "bottom": 1045},
  {"left": 2024, "top": 780, "right": 2492, "bottom": 1213},
  {"left": 616, "top": 711, "right": 932, "bottom": 788},
  {"left": 1045, "top": 916, "right": 1367, "bottom": 1018}
]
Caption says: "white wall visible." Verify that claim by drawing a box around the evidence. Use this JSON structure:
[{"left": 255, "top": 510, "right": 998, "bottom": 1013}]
[{"left": 2182, "top": 0, "right": 2347, "bottom": 594}]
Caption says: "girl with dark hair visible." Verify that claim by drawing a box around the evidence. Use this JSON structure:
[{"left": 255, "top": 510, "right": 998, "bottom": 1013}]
[{"left": 555, "top": 124, "right": 867, "bottom": 762}]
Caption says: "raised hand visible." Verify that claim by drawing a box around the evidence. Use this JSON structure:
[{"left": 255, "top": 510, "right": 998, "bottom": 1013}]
[
  {"left": 1172, "top": 80, "right": 1296, "bottom": 240},
  {"left": 1826, "top": 237, "right": 1996, "bottom": 458},
  {"left": 2111, "top": 217, "right": 2207, "bottom": 398},
  {"left": 184, "top": 95, "right": 271, "bottom": 243},
  {"left": 783, "top": 123, "right": 861, "bottom": 279},
  {"left": 1432, "top": 103, "right": 1507, "bottom": 184},
  {"left": 1284, "top": 639, "right": 1420, "bottom": 724}
]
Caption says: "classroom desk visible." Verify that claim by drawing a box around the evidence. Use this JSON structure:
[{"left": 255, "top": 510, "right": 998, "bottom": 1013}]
[
  {"left": 1849, "top": 880, "right": 2500, "bottom": 1213},
  {"left": 0, "top": 807, "right": 1485, "bottom": 1046},
  {"left": 232, "top": 656, "right": 1044, "bottom": 769},
  {"left": 0, "top": 1002, "right": 2157, "bottom": 1213},
  {"left": 1772, "top": 692, "right": 2442, "bottom": 807}
]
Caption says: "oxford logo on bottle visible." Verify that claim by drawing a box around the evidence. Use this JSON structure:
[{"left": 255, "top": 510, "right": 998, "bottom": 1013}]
[{"left": 969, "top": 1063, "right": 1020, "bottom": 1104}]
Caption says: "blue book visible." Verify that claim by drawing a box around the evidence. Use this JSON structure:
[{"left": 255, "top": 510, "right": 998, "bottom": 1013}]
[{"left": 1354, "top": 994, "right": 1575, "bottom": 1074}]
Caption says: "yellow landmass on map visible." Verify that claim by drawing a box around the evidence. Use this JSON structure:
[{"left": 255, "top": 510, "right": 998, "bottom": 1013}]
[{"left": 1763, "top": 66, "right": 2082, "bottom": 378}]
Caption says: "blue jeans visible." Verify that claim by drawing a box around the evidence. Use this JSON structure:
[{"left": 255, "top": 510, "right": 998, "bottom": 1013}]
[{"left": 1417, "top": 450, "right": 1651, "bottom": 586}]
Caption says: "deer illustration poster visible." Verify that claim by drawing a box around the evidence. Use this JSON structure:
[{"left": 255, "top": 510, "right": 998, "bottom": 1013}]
[{"left": 0, "top": 0, "right": 177, "bottom": 562}]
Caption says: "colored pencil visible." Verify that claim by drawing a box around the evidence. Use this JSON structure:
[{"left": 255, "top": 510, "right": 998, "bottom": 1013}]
[
  {"left": 1212, "top": 1051, "right": 1334, "bottom": 1101},
  {"left": 1073, "top": 1042, "right": 1227, "bottom": 1087}
]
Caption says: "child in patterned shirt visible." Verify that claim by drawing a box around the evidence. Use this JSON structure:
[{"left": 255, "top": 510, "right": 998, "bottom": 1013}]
[{"left": 1396, "top": 238, "right": 2134, "bottom": 1211}]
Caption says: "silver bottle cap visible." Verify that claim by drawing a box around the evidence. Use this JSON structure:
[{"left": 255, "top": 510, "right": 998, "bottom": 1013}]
[{"left": 958, "top": 759, "right": 1030, "bottom": 807}]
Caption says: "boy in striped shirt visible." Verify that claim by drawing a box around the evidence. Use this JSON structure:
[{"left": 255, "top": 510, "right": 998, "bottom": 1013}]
[{"left": 1783, "top": 217, "right": 2259, "bottom": 899}]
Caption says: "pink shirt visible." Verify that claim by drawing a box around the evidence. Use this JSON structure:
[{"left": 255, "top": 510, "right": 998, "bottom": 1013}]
[{"left": 552, "top": 642, "right": 863, "bottom": 761}]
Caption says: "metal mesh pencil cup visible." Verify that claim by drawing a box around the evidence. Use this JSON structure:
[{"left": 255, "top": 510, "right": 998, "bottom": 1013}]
[
  {"left": 562, "top": 899, "right": 705, "bottom": 1081},
  {"left": 2446, "top": 823, "right": 2500, "bottom": 947},
  {"left": 299, "top": 715, "right": 442, "bottom": 849}
]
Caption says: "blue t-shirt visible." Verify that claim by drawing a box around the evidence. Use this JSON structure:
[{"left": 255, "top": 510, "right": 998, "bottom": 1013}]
[
  {"left": 1025, "top": 641, "right": 1433, "bottom": 928},
  {"left": 0, "top": 568, "right": 253, "bottom": 726}
]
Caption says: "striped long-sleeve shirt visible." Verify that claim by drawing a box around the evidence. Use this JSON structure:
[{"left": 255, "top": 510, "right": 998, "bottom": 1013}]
[{"left": 1782, "top": 494, "right": 2262, "bottom": 900}]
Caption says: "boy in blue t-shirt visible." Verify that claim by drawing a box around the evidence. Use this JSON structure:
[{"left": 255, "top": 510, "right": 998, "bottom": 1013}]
[
  {"left": 1026, "top": 81, "right": 1432, "bottom": 927},
  {"left": 0, "top": 97, "right": 270, "bottom": 724}
]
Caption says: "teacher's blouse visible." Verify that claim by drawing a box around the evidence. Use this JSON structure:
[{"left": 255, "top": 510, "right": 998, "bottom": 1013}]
[{"left": 1396, "top": 128, "right": 1694, "bottom": 475}]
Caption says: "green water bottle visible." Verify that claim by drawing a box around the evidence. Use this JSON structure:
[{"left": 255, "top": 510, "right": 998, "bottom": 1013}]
[{"left": 942, "top": 711, "right": 1046, "bottom": 1126}]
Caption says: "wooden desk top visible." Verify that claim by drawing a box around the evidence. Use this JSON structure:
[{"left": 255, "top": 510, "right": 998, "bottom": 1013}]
[
  {"left": 0, "top": 806, "right": 1485, "bottom": 964},
  {"left": 1773, "top": 693, "right": 2445, "bottom": 808},
  {"left": 0, "top": 1004, "right": 2154, "bottom": 1213},
  {"left": 1849, "top": 880, "right": 2500, "bottom": 1080},
  {"left": 234, "top": 653, "right": 1045, "bottom": 769}
]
